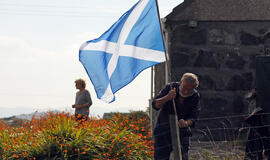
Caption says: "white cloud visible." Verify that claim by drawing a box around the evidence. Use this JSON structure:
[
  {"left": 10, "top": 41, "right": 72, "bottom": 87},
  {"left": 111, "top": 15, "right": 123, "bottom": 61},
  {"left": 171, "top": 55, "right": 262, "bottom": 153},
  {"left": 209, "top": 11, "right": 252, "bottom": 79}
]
[
  {"left": 0, "top": 35, "right": 60, "bottom": 63},
  {"left": 75, "top": 32, "right": 100, "bottom": 42}
]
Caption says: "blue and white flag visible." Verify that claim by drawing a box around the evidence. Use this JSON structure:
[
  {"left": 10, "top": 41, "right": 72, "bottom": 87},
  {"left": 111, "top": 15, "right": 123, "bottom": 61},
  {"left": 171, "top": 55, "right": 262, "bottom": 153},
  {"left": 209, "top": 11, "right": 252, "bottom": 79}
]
[{"left": 79, "top": 0, "right": 166, "bottom": 103}]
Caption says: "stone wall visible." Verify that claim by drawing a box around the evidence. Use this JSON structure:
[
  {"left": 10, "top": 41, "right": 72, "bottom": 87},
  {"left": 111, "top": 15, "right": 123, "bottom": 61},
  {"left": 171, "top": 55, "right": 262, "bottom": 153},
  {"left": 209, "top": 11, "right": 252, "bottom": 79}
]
[{"left": 154, "top": 21, "right": 270, "bottom": 140}]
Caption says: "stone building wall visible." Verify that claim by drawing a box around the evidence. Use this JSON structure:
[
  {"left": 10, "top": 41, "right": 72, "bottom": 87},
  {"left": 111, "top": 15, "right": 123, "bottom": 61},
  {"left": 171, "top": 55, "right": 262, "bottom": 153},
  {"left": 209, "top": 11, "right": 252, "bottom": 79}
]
[{"left": 154, "top": 21, "right": 270, "bottom": 140}]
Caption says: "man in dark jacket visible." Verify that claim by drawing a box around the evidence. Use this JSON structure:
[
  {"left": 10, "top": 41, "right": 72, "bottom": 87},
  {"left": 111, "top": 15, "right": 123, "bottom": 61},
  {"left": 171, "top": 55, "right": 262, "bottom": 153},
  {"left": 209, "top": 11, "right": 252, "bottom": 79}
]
[{"left": 152, "top": 73, "right": 201, "bottom": 160}]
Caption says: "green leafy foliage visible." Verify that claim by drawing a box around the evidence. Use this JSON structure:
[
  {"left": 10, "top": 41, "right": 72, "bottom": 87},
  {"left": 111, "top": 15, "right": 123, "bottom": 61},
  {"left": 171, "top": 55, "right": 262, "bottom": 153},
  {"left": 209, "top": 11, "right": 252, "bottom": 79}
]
[{"left": 0, "top": 112, "right": 153, "bottom": 160}]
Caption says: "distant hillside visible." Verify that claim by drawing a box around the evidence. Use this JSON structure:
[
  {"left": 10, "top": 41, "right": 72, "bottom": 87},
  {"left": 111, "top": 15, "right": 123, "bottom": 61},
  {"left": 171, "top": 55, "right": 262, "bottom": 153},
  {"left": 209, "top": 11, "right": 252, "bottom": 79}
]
[
  {"left": 0, "top": 116, "right": 25, "bottom": 127},
  {"left": 0, "top": 110, "right": 61, "bottom": 126}
]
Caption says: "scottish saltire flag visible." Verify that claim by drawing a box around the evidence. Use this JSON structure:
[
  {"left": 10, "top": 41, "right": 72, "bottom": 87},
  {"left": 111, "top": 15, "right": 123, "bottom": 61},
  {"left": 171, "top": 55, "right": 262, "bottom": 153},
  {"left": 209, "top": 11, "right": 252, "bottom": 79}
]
[{"left": 79, "top": 0, "right": 166, "bottom": 103}]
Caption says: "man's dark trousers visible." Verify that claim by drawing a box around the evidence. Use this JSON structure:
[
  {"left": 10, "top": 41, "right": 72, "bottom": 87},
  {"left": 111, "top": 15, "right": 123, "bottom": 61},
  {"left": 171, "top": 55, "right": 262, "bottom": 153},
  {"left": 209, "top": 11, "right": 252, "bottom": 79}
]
[{"left": 154, "top": 135, "right": 190, "bottom": 160}]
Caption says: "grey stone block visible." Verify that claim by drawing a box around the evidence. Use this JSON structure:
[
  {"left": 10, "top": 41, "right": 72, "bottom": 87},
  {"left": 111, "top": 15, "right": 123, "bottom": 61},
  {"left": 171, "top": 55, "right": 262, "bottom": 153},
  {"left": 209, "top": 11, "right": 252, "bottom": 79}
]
[
  {"left": 194, "top": 50, "right": 217, "bottom": 68},
  {"left": 240, "top": 31, "right": 263, "bottom": 45},
  {"left": 225, "top": 52, "right": 246, "bottom": 69},
  {"left": 172, "top": 27, "right": 207, "bottom": 45}
]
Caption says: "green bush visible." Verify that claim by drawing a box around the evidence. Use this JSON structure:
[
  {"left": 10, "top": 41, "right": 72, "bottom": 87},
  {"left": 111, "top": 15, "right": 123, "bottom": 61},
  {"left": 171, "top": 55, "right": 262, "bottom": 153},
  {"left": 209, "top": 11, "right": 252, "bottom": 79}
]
[{"left": 0, "top": 112, "right": 153, "bottom": 160}]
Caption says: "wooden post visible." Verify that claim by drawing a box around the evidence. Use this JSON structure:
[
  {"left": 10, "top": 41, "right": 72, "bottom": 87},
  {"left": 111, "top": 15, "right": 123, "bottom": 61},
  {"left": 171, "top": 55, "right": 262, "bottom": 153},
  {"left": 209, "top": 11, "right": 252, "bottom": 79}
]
[
  {"left": 155, "top": 0, "right": 182, "bottom": 159},
  {"left": 169, "top": 115, "right": 181, "bottom": 160}
]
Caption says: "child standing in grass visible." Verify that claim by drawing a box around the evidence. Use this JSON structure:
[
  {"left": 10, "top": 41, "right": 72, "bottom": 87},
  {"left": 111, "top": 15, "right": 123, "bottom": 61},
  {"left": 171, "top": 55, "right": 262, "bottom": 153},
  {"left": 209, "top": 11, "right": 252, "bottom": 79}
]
[{"left": 72, "top": 78, "right": 92, "bottom": 121}]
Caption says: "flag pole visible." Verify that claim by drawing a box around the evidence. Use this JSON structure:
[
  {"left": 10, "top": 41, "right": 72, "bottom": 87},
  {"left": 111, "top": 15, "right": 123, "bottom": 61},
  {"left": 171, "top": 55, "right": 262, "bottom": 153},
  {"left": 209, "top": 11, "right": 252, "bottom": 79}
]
[{"left": 154, "top": 0, "right": 182, "bottom": 159}]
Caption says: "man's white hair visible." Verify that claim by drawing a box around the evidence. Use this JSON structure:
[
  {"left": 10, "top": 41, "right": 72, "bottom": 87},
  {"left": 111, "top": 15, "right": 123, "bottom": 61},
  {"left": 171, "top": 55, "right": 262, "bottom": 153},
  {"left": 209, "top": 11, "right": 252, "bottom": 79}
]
[{"left": 181, "top": 73, "right": 199, "bottom": 88}]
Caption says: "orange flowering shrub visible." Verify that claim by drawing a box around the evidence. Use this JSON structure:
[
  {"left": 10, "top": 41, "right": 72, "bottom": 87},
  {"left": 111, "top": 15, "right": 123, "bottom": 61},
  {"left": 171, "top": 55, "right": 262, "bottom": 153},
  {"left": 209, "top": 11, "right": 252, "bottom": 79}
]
[{"left": 0, "top": 111, "right": 153, "bottom": 160}]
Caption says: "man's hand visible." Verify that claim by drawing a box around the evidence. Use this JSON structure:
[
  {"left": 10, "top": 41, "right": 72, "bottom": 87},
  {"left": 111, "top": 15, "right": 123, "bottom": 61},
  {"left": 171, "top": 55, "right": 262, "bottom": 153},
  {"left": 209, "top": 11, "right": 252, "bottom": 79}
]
[
  {"left": 166, "top": 88, "right": 176, "bottom": 100},
  {"left": 72, "top": 105, "right": 81, "bottom": 109},
  {"left": 154, "top": 88, "right": 176, "bottom": 109},
  {"left": 178, "top": 119, "right": 189, "bottom": 128}
]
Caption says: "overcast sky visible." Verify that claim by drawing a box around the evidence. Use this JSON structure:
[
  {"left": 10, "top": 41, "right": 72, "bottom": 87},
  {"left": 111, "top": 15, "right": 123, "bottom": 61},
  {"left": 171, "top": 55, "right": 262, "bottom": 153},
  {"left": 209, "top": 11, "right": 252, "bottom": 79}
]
[{"left": 0, "top": 0, "right": 183, "bottom": 118}]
